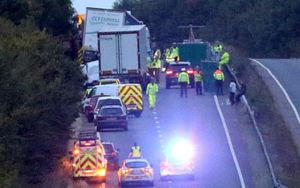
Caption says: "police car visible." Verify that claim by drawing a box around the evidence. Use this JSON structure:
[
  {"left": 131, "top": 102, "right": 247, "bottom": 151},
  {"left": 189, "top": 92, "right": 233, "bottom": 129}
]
[
  {"left": 117, "top": 158, "right": 154, "bottom": 187},
  {"left": 160, "top": 140, "right": 195, "bottom": 180}
]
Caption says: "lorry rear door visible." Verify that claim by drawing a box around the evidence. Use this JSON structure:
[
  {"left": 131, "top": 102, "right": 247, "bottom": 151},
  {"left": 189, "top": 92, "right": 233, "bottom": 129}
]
[
  {"left": 99, "top": 35, "right": 118, "bottom": 75},
  {"left": 119, "top": 33, "right": 139, "bottom": 74}
]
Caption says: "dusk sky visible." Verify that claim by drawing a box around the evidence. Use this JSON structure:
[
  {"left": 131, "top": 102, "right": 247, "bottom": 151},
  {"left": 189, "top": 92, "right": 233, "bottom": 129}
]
[{"left": 72, "top": 0, "right": 117, "bottom": 14}]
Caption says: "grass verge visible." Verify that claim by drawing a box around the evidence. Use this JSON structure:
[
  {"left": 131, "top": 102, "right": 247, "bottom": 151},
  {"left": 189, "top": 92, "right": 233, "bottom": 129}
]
[{"left": 227, "top": 46, "right": 300, "bottom": 187}]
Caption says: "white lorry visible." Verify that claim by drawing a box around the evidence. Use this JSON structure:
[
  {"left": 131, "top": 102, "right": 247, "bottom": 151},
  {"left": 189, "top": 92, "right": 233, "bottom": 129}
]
[{"left": 97, "top": 25, "right": 148, "bottom": 86}]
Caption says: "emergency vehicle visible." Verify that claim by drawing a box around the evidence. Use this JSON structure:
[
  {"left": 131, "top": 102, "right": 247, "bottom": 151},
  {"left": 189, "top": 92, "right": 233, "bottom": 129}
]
[
  {"left": 118, "top": 157, "right": 154, "bottom": 187},
  {"left": 71, "top": 130, "right": 107, "bottom": 181},
  {"left": 118, "top": 84, "right": 143, "bottom": 117}
]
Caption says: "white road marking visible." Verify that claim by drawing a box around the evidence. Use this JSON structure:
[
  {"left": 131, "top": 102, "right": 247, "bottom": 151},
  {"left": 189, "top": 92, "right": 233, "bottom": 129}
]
[
  {"left": 154, "top": 116, "right": 158, "bottom": 119},
  {"left": 157, "top": 129, "right": 161, "bottom": 133},
  {"left": 159, "top": 134, "right": 163, "bottom": 138},
  {"left": 155, "top": 121, "right": 160, "bottom": 124},
  {"left": 156, "top": 125, "right": 160, "bottom": 129},
  {"left": 250, "top": 58, "right": 300, "bottom": 124},
  {"left": 214, "top": 95, "right": 246, "bottom": 188},
  {"left": 153, "top": 111, "right": 157, "bottom": 114}
]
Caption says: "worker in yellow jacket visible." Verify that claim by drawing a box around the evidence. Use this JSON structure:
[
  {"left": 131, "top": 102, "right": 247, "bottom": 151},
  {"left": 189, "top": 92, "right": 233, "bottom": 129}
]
[
  {"left": 178, "top": 68, "right": 190, "bottom": 98},
  {"left": 146, "top": 79, "right": 159, "bottom": 110}
]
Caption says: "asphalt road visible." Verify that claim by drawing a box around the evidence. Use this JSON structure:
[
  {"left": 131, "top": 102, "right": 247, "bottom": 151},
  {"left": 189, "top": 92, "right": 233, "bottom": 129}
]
[
  {"left": 255, "top": 59, "right": 300, "bottom": 116},
  {"left": 69, "top": 80, "right": 246, "bottom": 188}
]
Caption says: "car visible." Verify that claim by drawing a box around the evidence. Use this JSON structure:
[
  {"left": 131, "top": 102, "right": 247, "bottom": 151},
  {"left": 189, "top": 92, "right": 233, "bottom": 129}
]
[
  {"left": 160, "top": 157, "right": 195, "bottom": 180},
  {"left": 84, "top": 94, "right": 107, "bottom": 122},
  {"left": 93, "top": 96, "right": 127, "bottom": 120},
  {"left": 160, "top": 140, "right": 195, "bottom": 180},
  {"left": 99, "top": 78, "right": 121, "bottom": 85},
  {"left": 94, "top": 105, "right": 128, "bottom": 131},
  {"left": 70, "top": 130, "right": 107, "bottom": 181},
  {"left": 165, "top": 61, "right": 195, "bottom": 89},
  {"left": 102, "top": 142, "right": 119, "bottom": 170},
  {"left": 117, "top": 158, "right": 154, "bottom": 187}
]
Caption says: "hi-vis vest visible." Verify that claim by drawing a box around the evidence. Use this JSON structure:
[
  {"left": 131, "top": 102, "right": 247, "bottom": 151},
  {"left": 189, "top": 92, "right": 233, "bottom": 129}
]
[
  {"left": 131, "top": 146, "right": 141, "bottom": 157},
  {"left": 118, "top": 84, "right": 143, "bottom": 112},
  {"left": 214, "top": 70, "right": 224, "bottom": 80}
]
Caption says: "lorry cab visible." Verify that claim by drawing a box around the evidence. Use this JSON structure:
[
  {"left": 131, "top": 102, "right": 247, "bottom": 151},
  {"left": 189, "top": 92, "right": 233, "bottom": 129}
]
[{"left": 71, "top": 130, "right": 107, "bottom": 181}]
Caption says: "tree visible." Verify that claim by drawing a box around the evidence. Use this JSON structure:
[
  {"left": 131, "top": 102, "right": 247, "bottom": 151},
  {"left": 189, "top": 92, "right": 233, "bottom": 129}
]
[{"left": 0, "top": 18, "right": 84, "bottom": 187}]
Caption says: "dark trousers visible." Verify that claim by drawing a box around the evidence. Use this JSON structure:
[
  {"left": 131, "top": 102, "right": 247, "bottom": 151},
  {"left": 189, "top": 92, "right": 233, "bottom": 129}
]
[
  {"left": 148, "top": 68, "right": 160, "bottom": 83},
  {"left": 215, "top": 80, "right": 223, "bottom": 95},
  {"left": 235, "top": 92, "right": 245, "bottom": 103},
  {"left": 180, "top": 82, "right": 188, "bottom": 98},
  {"left": 195, "top": 81, "right": 202, "bottom": 95},
  {"left": 229, "top": 92, "right": 235, "bottom": 105}
]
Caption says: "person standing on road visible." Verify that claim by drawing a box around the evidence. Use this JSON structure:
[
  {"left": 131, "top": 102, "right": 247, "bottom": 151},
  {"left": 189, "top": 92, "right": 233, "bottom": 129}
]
[
  {"left": 213, "top": 68, "right": 224, "bottom": 95},
  {"left": 194, "top": 68, "right": 203, "bottom": 95},
  {"left": 229, "top": 80, "right": 237, "bottom": 105},
  {"left": 152, "top": 55, "right": 161, "bottom": 83},
  {"left": 146, "top": 79, "right": 159, "bottom": 110},
  {"left": 178, "top": 68, "right": 190, "bottom": 98},
  {"left": 235, "top": 80, "right": 247, "bottom": 104},
  {"left": 129, "top": 142, "right": 142, "bottom": 158}
]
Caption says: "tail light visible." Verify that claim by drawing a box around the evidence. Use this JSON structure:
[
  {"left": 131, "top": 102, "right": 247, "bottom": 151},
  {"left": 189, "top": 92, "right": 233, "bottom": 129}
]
[
  {"left": 144, "top": 167, "right": 153, "bottom": 174},
  {"left": 166, "top": 70, "right": 173, "bottom": 75},
  {"left": 74, "top": 148, "right": 80, "bottom": 155},
  {"left": 187, "top": 69, "right": 194, "bottom": 74},
  {"left": 121, "top": 168, "right": 129, "bottom": 175},
  {"left": 97, "top": 148, "right": 102, "bottom": 153},
  {"left": 162, "top": 161, "right": 168, "bottom": 168},
  {"left": 96, "top": 168, "right": 106, "bottom": 177}
]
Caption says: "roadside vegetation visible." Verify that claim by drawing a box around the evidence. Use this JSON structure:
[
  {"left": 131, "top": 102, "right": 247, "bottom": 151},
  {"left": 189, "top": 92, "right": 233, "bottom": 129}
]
[{"left": 0, "top": 1, "right": 84, "bottom": 187}]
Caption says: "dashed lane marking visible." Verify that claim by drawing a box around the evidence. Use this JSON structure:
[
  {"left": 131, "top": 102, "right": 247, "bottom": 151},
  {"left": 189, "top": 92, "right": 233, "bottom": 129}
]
[
  {"left": 155, "top": 121, "right": 160, "bottom": 124},
  {"left": 156, "top": 125, "right": 160, "bottom": 129},
  {"left": 154, "top": 116, "right": 158, "bottom": 119},
  {"left": 214, "top": 95, "right": 246, "bottom": 188}
]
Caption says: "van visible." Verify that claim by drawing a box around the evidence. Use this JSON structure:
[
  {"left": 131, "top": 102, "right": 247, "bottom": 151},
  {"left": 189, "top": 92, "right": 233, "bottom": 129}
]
[{"left": 118, "top": 84, "right": 143, "bottom": 117}]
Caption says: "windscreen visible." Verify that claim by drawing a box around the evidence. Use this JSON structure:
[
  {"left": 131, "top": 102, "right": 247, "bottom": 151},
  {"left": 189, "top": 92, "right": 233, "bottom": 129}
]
[
  {"left": 97, "top": 99, "right": 122, "bottom": 109},
  {"left": 125, "top": 161, "right": 148, "bottom": 168},
  {"left": 101, "top": 108, "right": 123, "bottom": 116}
]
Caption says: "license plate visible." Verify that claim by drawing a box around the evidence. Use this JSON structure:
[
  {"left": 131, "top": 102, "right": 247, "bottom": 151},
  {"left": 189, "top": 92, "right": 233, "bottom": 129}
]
[
  {"left": 127, "top": 105, "right": 137, "bottom": 110},
  {"left": 133, "top": 175, "right": 142, "bottom": 179}
]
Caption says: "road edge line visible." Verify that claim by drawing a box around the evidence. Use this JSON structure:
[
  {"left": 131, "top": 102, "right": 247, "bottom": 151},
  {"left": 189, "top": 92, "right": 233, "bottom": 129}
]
[
  {"left": 250, "top": 58, "right": 300, "bottom": 124},
  {"left": 214, "top": 95, "right": 246, "bottom": 188}
]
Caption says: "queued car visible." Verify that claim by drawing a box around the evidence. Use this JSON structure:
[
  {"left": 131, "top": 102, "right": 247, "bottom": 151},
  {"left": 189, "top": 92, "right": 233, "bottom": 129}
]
[
  {"left": 93, "top": 96, "right": 126, "bottom": 120},
  {"left": 117, "top": 158, "right": 154, "bottom": 187},
  {"left": 84, "top": 94, "right": 105, "bottom": 122},
  {"left": 94, "top": 105, "right": 128, "bottom": 131},
  {"left": 102, "top": 142, "right": 119, "bottom": 170},
  {"left": 165, "top": 61, "right": 195, "bottom": 89},
  {"left": 99, "top": 78, "right": 121, "bottom": 85}
]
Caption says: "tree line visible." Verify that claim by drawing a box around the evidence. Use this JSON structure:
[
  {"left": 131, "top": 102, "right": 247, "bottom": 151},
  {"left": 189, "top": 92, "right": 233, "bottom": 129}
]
[
  {"left": 0, "top": 1, "right": 84, "bottom": 187},
  {"left": 114, "top": 0, "right": 300, "bottom": 57}
]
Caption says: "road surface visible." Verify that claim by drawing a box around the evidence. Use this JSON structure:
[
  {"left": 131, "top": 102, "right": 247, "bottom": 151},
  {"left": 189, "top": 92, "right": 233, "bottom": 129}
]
[
  {"left": 254, "top": 59, "right": 300, "bottom": 117},
  {"left": 68, "top": 80, "right": 249, "bottom": 188}
]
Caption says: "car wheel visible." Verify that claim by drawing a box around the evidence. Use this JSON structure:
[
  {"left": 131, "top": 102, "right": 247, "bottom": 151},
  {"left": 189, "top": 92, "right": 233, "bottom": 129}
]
[{"left": 149, "top": 181, "right": 154, "bottom": 186}]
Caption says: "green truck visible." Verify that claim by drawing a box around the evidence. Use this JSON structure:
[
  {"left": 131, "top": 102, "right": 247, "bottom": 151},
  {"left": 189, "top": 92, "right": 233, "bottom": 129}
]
[{"left": 178, "top": 42, "right": 218, "bottom": 92}]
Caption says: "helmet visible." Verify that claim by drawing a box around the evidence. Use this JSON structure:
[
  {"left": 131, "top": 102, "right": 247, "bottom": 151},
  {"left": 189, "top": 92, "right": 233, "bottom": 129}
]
[{"left": 181, "top": 68, "right": 186, "bottom": 72}]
